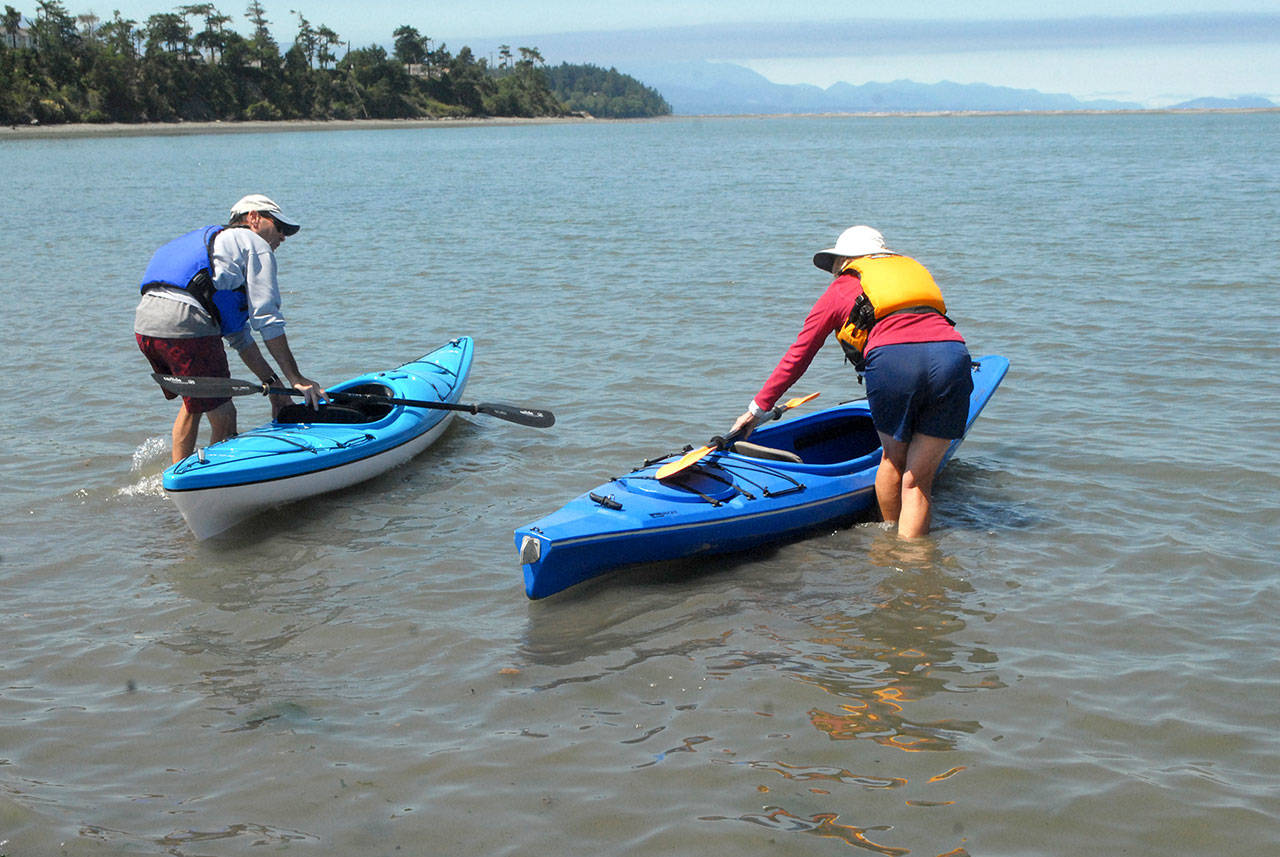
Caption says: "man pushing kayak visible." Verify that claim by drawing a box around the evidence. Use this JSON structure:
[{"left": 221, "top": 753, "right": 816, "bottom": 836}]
[
  {"left": 134, "top": 193, "right": 325, "bottom": 463},
  {"left": 730, "top": 226, "right": 973, "bottom": 538}
]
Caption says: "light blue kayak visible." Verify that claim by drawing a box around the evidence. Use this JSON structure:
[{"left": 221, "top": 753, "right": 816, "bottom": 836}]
[
  {"left": 515, "top": 355, "right": 1009, "bottom": 599},
  {"left": 164, "top": 337, "right": 473, "bottom": 538}
]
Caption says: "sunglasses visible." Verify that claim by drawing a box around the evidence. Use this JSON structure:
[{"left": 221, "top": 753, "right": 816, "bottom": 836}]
[{"left": 259, "top": 212, "right": 296, "bottom": 235}]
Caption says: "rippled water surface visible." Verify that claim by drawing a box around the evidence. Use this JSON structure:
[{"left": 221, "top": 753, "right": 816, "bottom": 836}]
[{"left": 1, "top": 113, "right": 1277, "bottom": 856}]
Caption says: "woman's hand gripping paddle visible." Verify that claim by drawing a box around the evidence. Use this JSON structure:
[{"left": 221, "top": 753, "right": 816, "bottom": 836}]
[{"left": 654, "top": 392, "right": 818, "bottom": 481}]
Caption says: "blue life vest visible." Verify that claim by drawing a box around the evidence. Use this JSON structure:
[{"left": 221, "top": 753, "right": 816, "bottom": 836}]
[{"left": 139, "top": 225, "right": 248, "bottom": 335}]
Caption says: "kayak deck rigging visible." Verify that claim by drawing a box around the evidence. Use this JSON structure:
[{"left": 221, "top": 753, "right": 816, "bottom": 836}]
[
  {"left": 623, "top": 457, "right": 810, "bottom": 507},
  {"left": 169, "top": 425, "right": 378, "bottom": 473}
]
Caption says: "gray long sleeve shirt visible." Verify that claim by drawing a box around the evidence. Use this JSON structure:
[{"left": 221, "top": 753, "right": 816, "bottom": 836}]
[{"left": 134, "top": 227, "right": 287, "bottom": 352}]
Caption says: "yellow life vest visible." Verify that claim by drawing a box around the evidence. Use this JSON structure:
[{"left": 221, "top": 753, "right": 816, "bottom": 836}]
[{"left": 834, "top": 254, "right": 948, "bottom": 370}]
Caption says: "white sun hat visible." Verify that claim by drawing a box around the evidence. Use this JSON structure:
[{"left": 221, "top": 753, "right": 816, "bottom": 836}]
[
  {"left": 812, "top": 225, "right": 890, "bottom": 272},
  {"left": 229, "top": 193, "right": 300, "bottom": 235}
]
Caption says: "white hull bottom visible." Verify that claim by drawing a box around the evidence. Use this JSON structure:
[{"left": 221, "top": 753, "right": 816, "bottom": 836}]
[{"left": 168, "top": 413, "right": 455, "bottom": 539}]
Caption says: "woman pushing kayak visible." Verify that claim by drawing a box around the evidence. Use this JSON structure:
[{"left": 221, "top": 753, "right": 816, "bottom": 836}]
[{"left": 730, "top": 226, "right": 972, "bottom": 538}]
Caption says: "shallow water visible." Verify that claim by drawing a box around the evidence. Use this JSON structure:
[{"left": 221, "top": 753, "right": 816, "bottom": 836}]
[{"left": 1, "top": 113, "right": 1277, "bottom": 855}]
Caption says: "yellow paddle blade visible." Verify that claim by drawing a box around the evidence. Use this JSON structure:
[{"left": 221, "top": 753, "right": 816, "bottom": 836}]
[
  {"left": 654, "top": 391, "right": 820, "bottom": 481},
  {"left": 655, "top": 443, "right": 716, "bottom": 481},
  {"left": 781, "top": 391, "right": 820, "bottom": 408}
]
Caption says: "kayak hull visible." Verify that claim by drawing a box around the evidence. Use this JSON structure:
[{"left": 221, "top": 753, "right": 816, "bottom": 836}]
[
  {"left": 164, "top": 337, "right": 473, "bottom": 539},
  {"left": 516, "top": 355, "right": 1009, "bottom": 599}
]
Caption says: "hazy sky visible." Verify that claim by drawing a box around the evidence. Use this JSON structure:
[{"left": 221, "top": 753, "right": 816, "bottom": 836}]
[{"left": 69, "top": 1, "right": 1280, "bottom": 105}]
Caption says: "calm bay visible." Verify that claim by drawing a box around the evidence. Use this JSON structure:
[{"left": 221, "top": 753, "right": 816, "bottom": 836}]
[{"left": 1, "top": 112, "right": 1277, "bottom": 855}]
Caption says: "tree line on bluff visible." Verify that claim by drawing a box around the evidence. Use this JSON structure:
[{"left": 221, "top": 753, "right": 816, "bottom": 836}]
[{"left": 1, "top": 1, "right": 671, "bottom": 125}]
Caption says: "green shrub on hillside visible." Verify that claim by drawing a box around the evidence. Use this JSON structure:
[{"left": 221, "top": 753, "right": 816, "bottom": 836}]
[{"left": 545, "top": 63, "right": 671, "bottom": 118}]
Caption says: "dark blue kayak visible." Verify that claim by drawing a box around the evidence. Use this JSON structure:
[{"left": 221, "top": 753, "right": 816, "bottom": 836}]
[{"left": 515, "top": 355, "right": 1009, "bottom": 599}]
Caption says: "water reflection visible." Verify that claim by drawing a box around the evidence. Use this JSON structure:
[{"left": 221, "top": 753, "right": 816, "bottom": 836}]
[
  {"left": 513, "top": 526, "right": 1003, "bottom": 853},
  {"left": 517, "top": 530, "right": 1005, "bottom": 743},
  {"left": 744, "top": 759, "right": 907, "bottom": 790},
  {"left": 158, "top": 551, "right": 350, "bottom": 719},
  {"left": 795, "top": 534, "right": 1002, "bottom": 753},
  {"left": 518, "top": 551, "right": 771, "bottom": 669},
  {"left": 705, "top": 805, "right": 911, "bottom": 856},
  {"left": 698, "top": 533, "right": 1003, "bottom": 854},
  {"left": 156, "top": 822, "right": 317, "bottom": 848}
]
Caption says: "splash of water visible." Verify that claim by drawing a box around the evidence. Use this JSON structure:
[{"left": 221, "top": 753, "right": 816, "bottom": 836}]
[
  {"left": 117, "top": 436, "right": 170, "bottom": 498},
  {"left": 130, "top": 436, "right": 168, "bottom": 473}
]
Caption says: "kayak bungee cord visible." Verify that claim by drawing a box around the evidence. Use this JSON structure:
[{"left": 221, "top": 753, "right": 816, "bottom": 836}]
[
  {"left": 411, "top": 339, "right": 466, "bottom": 380},
  {"left": 614, "top": 453, "right": 807, "bottom": 508},
  {"left": 659, "top": 465, "right": 756, "bottom": 502},
  {"left": 170, "top": 430, "right": 376, "bottom": 472},
  {"left": 709, "top": 458, "right": 807, "bottom": 498},
  {"left": 634, "top": 473, "right": 733, "bottom": 507}
]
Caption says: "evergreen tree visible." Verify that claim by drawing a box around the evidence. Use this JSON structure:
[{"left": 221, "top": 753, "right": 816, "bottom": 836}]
[
  {"left": 0, "top": 3, "right": 669, "bottom": 125},
  {"left": 545, "top": 62, "right": 670, "bottom": 118},
  {"left": 391, "top": 24, "right": 425, "bottom": 66},
  {"left": 3, "top": 5, "right": 22, "bottom": 49}
]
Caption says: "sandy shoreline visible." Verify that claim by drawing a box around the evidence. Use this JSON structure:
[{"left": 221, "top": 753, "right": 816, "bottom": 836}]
[
  {"left": 0, "top": 115, "right": 606, "bottom": 140},
  {"left": 3, "top": 108, "right": 1275, "bottom": 141}
]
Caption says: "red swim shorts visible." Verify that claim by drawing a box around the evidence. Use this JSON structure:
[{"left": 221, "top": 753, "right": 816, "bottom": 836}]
[{"left": 136, "top": 334, "right": 231, "bottom": 414}]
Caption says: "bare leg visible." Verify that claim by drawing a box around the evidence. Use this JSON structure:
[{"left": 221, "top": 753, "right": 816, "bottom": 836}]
[
  {"left": 897, "top": 433, "right": 953, "bottom": 539},
  {"left": 206, "top": 401, "right": 238, "bottom": 444},
  {"left": 172, "top": 404, "right": 202, "bottom": 463},
  {"left": 171, "top": 401, "right": 237, "bottom": 463},
  {"left": 875, "top": 433, "right": 909, "bottom": 526}
]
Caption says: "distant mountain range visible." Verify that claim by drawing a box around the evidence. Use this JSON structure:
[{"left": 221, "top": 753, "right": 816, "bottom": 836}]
[
  {"left": 1165, "top": 95, "right": 1278, "bottom": 109},
  {"left": 620, "top": 61, "right": 1276, "bottom": 114}
]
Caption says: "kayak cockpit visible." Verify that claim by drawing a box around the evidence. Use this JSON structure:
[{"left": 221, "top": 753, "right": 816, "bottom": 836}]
[
  {"left": 729, "top": 441, "right": 802, "bottom": 463},
  {"left": 745, "top": 408, "right": 882, "bottom": 466},
  {"left": 275, "top": 383, "right": 396, "bottom": 425}
]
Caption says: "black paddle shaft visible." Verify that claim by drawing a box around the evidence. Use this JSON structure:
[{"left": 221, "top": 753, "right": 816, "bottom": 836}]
[
  {"left": 328, "top": 391, "right": 555, "bottom": 428},
  {"left": 150, "top": 373, "right": 554, "bottom": 428}
]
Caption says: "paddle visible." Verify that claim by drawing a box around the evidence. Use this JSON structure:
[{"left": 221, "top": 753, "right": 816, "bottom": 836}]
[
  {"left": 655, "top": 391, "right": 819, "bottom": 481},
  {"left": 151, "top": 373, "right": 555, "bottom": 428}
]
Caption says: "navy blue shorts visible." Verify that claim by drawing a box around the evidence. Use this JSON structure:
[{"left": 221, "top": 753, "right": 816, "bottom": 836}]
[{"left": 864, "top": 341, "right": 974, "bottom": 441}]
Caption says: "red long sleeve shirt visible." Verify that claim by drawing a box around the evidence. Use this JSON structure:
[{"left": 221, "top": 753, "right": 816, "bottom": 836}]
[{"left": 751, "top": 273, "right": 965, "bottom": 411}]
